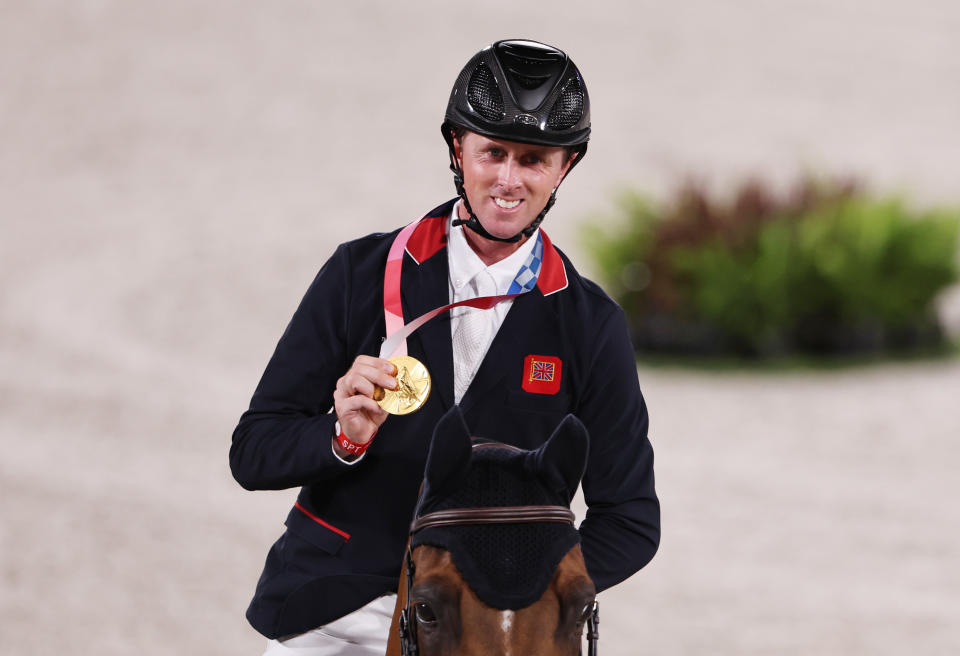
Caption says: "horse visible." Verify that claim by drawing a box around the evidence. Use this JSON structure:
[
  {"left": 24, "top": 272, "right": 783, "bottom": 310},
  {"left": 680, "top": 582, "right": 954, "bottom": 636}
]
[{"left": 385, "top": 407, "right": 600, "bottom": 656}]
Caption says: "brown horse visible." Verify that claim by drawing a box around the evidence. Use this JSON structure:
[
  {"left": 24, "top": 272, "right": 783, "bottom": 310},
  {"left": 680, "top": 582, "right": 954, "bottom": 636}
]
[{"left": 385, "top": 408, "right": 599, "bottom": 656}]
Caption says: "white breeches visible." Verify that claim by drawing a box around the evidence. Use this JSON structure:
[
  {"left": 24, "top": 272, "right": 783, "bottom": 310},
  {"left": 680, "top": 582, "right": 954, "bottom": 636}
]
[{"left": 262, "top": 594, "right": 396, "bottom": 656}]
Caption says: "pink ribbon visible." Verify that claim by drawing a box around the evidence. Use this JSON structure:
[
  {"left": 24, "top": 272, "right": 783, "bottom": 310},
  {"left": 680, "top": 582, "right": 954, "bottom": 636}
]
[{"left": 382, "top": 219, "right": 422, "bottom": 357}]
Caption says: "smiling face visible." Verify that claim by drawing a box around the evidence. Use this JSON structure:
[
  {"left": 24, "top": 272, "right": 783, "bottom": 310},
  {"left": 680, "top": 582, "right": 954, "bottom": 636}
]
[{"left": 453, "top": 131, "right": 576, "bottom": 242}]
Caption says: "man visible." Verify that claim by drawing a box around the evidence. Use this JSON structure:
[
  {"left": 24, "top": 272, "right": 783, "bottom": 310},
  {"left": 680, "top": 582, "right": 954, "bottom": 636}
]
[{"left": 230, "top": 39, "right": 659, "bottom": 654}]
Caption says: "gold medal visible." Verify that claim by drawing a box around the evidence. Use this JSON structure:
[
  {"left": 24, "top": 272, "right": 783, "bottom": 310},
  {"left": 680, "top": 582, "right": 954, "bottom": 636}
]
[{"left": 376, "top": 355, "right": 431, "bottom": 415}]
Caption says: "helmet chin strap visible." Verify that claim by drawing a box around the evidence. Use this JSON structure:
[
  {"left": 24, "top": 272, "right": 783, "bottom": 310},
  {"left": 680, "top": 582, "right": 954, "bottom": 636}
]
[{"left": 448, "top": 150, "right": 557, "bottom": 244}]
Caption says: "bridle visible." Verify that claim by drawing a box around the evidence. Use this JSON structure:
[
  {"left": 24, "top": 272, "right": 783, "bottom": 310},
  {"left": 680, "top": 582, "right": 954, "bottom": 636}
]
[{"left": 398, "top": 503, "right": 600, "bottom": 656}]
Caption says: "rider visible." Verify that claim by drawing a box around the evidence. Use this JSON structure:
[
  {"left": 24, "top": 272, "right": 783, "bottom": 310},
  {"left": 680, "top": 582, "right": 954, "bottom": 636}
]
[{"left": 231, "top": 39, "right": 660, "bottom": 655}]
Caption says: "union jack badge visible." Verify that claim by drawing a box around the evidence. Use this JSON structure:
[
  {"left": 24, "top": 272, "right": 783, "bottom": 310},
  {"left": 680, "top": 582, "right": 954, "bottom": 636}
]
[{"left": 522, "top": 354, "right": 562, "bottom": 395}]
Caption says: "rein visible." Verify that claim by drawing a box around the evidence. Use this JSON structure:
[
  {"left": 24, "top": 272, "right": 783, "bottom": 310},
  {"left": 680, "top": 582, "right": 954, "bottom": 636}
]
[{"left": 398, "top": 504, "right": 600, "bottom": 656}]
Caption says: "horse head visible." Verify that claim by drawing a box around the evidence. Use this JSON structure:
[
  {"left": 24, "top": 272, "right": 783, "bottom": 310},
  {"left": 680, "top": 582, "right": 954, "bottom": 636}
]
[{"left": 387, "top": 406, "right": 598, "bottom": 656}]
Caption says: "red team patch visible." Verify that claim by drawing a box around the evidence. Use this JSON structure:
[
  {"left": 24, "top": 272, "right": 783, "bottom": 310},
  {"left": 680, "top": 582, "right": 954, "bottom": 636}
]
[{"left": 522, "top": 355, "right": 562, "bottom": 395}]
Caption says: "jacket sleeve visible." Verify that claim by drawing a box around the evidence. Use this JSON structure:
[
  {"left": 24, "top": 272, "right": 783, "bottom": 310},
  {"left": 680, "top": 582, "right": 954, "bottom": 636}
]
[
  {"left": 576, "top": 304, "right": 660, "bottom": 592},
  {"left": 229, "top": 243, "right": 361, "bottom": 491}
]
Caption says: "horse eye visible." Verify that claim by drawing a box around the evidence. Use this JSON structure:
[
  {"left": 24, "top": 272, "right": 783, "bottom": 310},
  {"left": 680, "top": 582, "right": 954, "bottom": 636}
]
[{"left": 414, "top": 602, "right": 437, "bottom": 624}]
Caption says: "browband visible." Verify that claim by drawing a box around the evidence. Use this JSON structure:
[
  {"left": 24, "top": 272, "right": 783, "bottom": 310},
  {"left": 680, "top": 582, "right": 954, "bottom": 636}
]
[{"left": 410, "top": 505, "right": 575, "bottom": 534}]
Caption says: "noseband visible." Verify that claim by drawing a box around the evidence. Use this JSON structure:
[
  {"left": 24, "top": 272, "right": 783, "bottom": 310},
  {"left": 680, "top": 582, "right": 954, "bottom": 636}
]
[{"left": 399, "top": 503, "right": 600, "bottom": 656}]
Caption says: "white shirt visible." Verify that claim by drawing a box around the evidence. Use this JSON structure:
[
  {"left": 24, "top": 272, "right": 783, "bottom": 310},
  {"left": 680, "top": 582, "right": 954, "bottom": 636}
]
[{"left": 447, "top": 201, "right": 540, "bottom": 403}]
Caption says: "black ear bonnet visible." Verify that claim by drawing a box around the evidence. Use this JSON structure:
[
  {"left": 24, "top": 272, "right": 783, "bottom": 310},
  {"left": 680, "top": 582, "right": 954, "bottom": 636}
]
[{"left": 412, "top": 409, "right": 590, "bottom": 610}]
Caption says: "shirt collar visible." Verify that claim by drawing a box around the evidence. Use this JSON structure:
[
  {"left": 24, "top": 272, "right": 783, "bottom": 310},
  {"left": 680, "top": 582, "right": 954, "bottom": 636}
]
[{"left": 447, "top": 201, "right": 541, "bottom": 295}]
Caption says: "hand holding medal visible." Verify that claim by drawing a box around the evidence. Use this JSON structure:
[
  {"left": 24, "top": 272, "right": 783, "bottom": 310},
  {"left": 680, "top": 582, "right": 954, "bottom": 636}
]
[{"left": 332, "top": 355, "right": 397, "bottom": 454}]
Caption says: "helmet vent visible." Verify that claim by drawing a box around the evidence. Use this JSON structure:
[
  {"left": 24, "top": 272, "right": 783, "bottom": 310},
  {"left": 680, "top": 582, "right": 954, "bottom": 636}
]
[
  {"left": 467, "top": 64, "right": 505, "bottom": 122},
  {"left": 509, "top": 70, "right": 550, "bottom": 90},
  {"left": 547, "top": 77, "right": 584, "bottom": 130}
]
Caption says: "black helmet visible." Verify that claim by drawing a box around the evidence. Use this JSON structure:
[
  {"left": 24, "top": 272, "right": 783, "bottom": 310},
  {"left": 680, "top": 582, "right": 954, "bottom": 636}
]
[{"left": 442, "top": 39, "right": 591, "bottom": 244}]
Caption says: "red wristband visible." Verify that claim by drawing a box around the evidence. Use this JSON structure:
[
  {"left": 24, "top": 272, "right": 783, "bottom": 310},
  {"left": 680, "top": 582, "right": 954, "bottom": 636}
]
[{"left": 334, "top": 421, "right": 376, "bottom": 457}]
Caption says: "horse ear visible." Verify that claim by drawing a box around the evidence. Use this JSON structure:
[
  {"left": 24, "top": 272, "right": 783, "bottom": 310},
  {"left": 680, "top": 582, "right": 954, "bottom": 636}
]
[
  {"left": 423, "top": 405, "right": 473, "bottom": 495},
  {"left": 530, "top": 414, "right": 590, "bottom": 503}
]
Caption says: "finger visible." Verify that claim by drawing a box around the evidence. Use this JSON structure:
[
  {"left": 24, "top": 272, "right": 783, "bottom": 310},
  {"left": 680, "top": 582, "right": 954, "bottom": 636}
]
[
  {"left": 334, "top": 378, "right": 387, "bottom": 425},
  {"left": 333, "top": 375, "right": 386, "bottom": 405},
  {"left": 353, "top": 355, "right": 398, "bottom": 376},
  {"left": 347, "top": 363, "right": 398, "bottom": 394},
  {"left": 332, "top": 384, "right": 351, "bottom": 409},
  {"left": 343, "top": 372, "right": 377, "bottom": 398}
]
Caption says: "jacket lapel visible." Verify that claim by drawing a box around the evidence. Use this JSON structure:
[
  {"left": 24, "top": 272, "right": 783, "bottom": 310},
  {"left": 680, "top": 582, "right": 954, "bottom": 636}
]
[{"left": 401, "top": 244, "right": 455, "bottom": 412}]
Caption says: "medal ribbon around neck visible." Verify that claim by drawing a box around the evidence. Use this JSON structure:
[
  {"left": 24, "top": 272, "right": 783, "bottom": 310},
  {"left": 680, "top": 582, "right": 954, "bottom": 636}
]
[{"left": 377, "top": 214, "right": 544, "bottom": 414}]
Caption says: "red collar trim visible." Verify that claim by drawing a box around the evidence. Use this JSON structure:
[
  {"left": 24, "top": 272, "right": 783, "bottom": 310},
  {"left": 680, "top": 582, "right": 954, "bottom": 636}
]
[
  {"left": 404, "top": 202, "right": 568, "bottom": 296},
  {"left": 404, "top": 210, "right": 448, "bottom": 265},
  {"left": 536, "top": 231, "right": 568, "bottom": 296}
]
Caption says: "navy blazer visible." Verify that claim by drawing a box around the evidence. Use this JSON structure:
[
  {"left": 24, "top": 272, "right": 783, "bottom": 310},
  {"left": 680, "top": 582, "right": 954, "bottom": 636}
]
[{"left": 230, "top": 199, "right": 659, "bottom": 639}]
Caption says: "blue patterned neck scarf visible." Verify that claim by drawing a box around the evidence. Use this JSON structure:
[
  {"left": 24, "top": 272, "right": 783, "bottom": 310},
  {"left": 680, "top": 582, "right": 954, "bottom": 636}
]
[{"left": 506, "top": 231, "right": 543, "bottom": 295}]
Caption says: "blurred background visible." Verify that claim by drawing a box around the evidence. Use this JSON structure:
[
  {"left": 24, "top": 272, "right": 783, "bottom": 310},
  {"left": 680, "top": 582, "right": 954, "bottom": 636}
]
[{"left": 1, "top": 1, "right": 958, "bottom": 653}]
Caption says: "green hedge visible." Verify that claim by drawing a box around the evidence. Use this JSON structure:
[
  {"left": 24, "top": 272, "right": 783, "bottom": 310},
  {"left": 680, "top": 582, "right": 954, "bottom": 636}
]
[{"left": 585, "top": 179, "right": 960, "bottom": 357}]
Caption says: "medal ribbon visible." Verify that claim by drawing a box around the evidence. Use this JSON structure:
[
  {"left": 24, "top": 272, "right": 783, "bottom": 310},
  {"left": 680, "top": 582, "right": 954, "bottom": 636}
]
[{"left": 380, "top": 214, "right": 543, "bottom": 359}]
